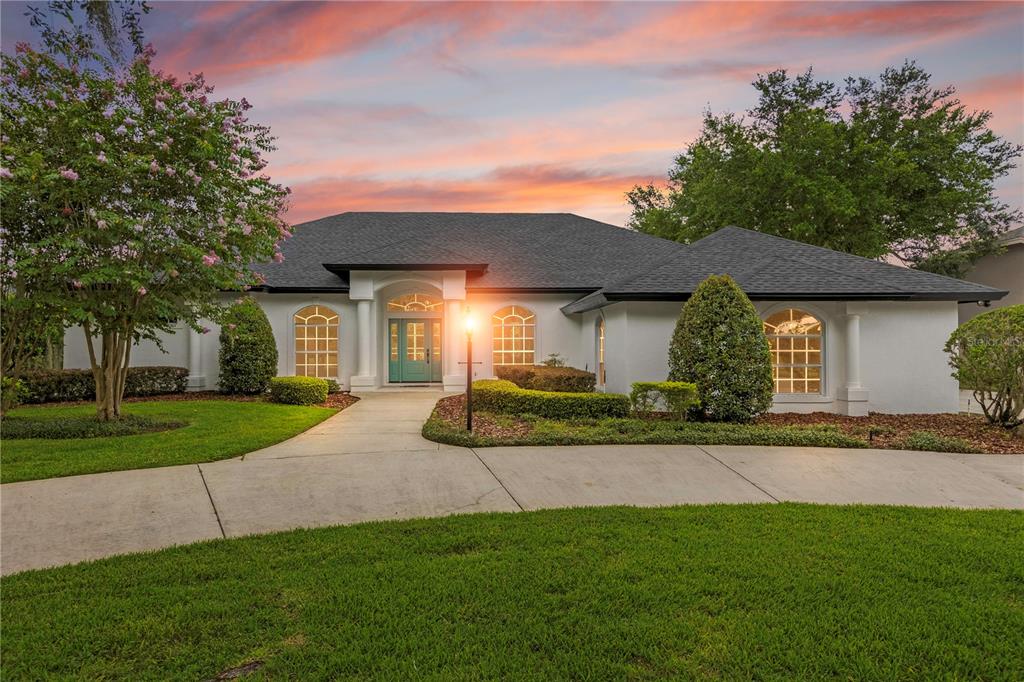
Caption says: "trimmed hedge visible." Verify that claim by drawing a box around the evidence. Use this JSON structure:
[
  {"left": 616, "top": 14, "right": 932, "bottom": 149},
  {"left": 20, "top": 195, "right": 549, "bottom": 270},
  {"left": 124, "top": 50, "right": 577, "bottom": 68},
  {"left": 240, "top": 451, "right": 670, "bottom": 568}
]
[
  {"left": 630, "top": 381, "right": 699, "bottom": 419},
  {"left": 898, "top": 430, "right": 980, "bottom": 454},
  {"left": 495, "top": 365, "right": 596, "bottom": 393},
  {"left": 269, "top": 376, "right": 329, "bottom": 406},
  {"left": 2, "top": 414, "right": 186, "bottom": 440},
  {"left": 20, "top": 367, "right": 188, "bottom": 404},
  {"left": 668, "top": 274, "right": 774, "bottom": 423},
  {"left": 473, "top": 379, "right": 629, "bottom": 419},
  {"left": 219, "top": 298, "right": 278, "bottom": 395}
]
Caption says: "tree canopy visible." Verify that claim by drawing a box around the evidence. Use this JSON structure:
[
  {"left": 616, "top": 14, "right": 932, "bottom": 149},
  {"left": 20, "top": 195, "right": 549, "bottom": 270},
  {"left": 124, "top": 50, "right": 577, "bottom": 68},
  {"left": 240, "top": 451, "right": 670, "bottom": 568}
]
[
  {"left": 0, "top": 8, "right": 290, "bottom": 419},
  {"left": 627, "top": 62, "right": 1022, "bottom": 277}
]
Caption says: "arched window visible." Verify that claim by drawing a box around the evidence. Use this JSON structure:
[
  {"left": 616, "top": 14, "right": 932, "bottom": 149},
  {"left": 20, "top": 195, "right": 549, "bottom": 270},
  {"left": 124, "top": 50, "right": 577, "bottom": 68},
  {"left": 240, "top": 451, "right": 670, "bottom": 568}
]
[
  {"left": 387, "top": 293, "right": 442, "bottom": 312},
  {"left": 597, "top": 318, "right": 606, "bottom": 386},
  {"left": 492, "top": 305, "right": 535, "bottom": 367},
  {"left": 294, "top": 305, "right": 339, "bottom": 379},
  {"left": 763, "top": 308, "right": 822, "bottom": 394}
]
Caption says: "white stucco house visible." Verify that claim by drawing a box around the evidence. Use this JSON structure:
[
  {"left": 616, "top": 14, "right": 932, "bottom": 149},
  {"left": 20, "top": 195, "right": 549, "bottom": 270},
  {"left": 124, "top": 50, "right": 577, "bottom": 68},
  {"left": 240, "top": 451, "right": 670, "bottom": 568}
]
[{"left": 63, "top": 212, "right": 1009, "bottom": 415}]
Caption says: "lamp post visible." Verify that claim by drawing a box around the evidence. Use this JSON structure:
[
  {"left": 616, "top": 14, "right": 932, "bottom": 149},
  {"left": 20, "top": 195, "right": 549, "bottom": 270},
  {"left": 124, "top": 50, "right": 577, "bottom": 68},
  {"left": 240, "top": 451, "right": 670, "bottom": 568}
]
[{"left": 464, "top": 311, "right": 476, "bottom": 432}]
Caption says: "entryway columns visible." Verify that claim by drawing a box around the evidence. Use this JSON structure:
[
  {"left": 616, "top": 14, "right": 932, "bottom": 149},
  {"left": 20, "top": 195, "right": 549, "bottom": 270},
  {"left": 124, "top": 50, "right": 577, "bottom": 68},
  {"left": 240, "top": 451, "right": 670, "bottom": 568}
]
[
  {"left": 442, "top": 271, "right": 467, "bottom": 392},
  {"left": 349, "top": 272, "right": 377, "bottom": 390},
  {"left": 838, "top": 303, "right": 869, "bottom": 416},
  {"left": 187, "top": 326, "right": 205, "bottom": 389}
]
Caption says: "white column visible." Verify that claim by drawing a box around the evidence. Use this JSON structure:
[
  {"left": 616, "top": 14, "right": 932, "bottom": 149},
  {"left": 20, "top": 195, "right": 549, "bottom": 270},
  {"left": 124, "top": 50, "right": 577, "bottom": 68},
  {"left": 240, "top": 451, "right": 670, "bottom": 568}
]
[
  {"left": 443, "top": 300, "right": 465, "bottom": 392},
  {"left": 187, "top": 327, "right": 205, "bottom": 389},
  {"left": 356, "top": 299, "right": 372, "bottom": 378},
  {"left": 845, "top": 313, "right": 861, "bottom": 389},
  {"left": 839, "top": 304, "right": 869, "bottom": 416}
]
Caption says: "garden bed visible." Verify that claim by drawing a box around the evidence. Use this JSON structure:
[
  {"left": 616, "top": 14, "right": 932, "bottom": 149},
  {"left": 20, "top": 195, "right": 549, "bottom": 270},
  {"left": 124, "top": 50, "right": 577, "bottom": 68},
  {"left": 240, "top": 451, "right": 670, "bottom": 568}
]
[
  {"left": 758, "top": 411, "right": 1023, "bottom": 454},
  {"left": 29, "top": 390, "right": 360, "bottom": 411},
  {"left": 425, "top": 395, "right": 1023, "bottom": 454}
]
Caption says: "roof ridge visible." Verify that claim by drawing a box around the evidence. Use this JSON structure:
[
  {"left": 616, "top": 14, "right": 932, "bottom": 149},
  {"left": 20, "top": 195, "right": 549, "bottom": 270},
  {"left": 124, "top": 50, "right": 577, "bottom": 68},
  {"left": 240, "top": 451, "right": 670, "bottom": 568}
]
[{"left": 714, "top": 226, "right": 995, "bottom": 289}]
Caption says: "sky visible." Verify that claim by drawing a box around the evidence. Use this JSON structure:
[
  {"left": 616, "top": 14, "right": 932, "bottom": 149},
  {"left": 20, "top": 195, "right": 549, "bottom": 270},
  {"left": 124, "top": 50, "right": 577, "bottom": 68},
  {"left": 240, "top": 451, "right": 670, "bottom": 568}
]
[{"left": 2, "top": 1, "right": 1022, "bottom": 227}]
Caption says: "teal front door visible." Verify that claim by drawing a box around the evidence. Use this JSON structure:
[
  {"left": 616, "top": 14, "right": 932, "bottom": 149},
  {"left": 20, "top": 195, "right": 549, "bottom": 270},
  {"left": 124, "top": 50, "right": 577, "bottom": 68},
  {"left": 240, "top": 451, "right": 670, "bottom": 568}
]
[{"left": 389, "top": 319, "right": 442, "bottom": 383}]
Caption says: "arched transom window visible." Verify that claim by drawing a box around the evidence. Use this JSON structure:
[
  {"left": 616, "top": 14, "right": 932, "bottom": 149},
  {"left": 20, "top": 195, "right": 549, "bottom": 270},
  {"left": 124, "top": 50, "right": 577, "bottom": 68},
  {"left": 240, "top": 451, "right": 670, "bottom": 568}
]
[
  {"left": 763, "top": 308, "right": 822, "bottom": 394},
  {"left": 387, "top": 293, "right": 442, "bottom": 312},
  {"left": 294, "top": 305, "right": 339, "bottom": 379},
  {"left": 492, "top": 305, "right": 535, "bottom": 367}
]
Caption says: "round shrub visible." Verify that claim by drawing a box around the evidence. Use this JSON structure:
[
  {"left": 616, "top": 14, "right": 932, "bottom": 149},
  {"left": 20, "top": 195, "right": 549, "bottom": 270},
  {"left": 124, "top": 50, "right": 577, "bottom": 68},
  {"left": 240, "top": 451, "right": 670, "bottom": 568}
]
[
  {"left": 945, "top": 304, "right": 1023, "bottom": 428},
  {"left": 219, "top": 298, "right": 278, "bottom": 395},
  {"left": 269, "top": 376, "right": 328, "bottom": 406},
  {"left": 668, "top": 274, "right": 773, "bottom": 423}
]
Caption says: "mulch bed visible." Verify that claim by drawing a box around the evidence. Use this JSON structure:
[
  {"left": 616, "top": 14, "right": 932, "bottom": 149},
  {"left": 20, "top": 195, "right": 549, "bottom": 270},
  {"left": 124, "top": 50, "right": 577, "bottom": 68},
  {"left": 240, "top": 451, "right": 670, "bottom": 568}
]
[
  {"left": 32, "top": 391, "right": 360, "bottom": 411},
  {"left": 757, "top": 412, "right": 1023, "bottom": 454},
  {"left": 434, "top": 395, "right": 1023, "bottom": 454},
  {"left": 434, "top": 395, "right": 534, "bottom": 440}
]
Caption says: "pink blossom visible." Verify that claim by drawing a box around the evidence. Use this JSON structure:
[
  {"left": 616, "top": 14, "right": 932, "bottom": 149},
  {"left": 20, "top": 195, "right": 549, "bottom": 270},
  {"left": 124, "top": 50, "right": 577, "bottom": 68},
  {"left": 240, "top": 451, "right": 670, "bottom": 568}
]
[
  {"left": 142, "top": 43, "right": 157, "bottom": 59},
  {"left": 0, "top": 168, "right": 11, "bottom": 179},
  {"left": 94, "top": 133, "right": 105, "bottom": 144},
  {"left": 165, "top": 167, "right": 175, "bottom": 177},
  {"left": 241, "top": 225, "right": 252, "bottom": 236},
  {"left": 59, "top": 168, "right": 79, "bottom": 181},
  {"left": 14, "top": 41, "right": 30, "bottom": 54},
  {"left": 202, "top": 251, "right": 219, "bottom": 267},
  {"left": 137, "top": 286, "right": 147, "bottom": 296},
  {"left": 191, "top": 174, "right": 201, "bottom": 185},
  {"left": 272, "top": 252, "right": 284, "bottom": 263},
  {"left": 96, "top": 152, "right": 107, "bottom": 163},
  {"left": 227, "top": 323, "right": 237, "bottom": 330},
  {"left": 114, "top": 125, "right": 127, "bottom": 135},
  {"left": 96, "top": 219, "right": 107, "bottom": 229},
  {"left": 217, "top": 216, "right": 227, "bottom": 227},
  {"left": 123, "top": 116, "right": 136, "bottom": 127},
  {"left": 45, "top": 99, "right": 56, "bottom": 108},
  {"left": 208, "top": 160, "right": 217, "bottom": 170},
  {"left": 155, "top": 100, "right": 166, "bottom": 112},
  {"left": 149, "top": 160, "right": 159, "bottom": 174},
  {"left": 72, "top": 279, "right": 83, "bottom": 289},
  {"left": 201, "top": 326, "right": 211, "bottom": 334},
  {"left": 102, "top": 107, "right": 115, "bottom": 119}
]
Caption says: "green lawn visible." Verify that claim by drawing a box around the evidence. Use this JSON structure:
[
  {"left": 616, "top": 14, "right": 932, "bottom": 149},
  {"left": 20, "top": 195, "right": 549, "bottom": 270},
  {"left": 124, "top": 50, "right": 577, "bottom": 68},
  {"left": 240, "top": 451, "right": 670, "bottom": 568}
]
[
  {"left": 1, "top": 400, "right": 337, "bottom": 483},
  {"left": 2, "top": 505, "right": 1022, "bottom": 680}
]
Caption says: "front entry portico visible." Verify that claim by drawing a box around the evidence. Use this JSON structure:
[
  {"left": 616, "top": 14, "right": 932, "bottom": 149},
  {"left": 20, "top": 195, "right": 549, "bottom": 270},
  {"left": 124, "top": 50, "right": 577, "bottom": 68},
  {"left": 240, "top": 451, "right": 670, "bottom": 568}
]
[{"left": 388, "top": 318, "right": 442, "bottom": 383}]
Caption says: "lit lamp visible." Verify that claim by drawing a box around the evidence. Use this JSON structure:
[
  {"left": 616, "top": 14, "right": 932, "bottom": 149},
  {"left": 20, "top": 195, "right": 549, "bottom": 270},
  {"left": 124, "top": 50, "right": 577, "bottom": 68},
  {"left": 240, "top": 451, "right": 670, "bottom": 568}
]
[{"left": 464, "top": 311, "right": 476, "bottom": 432}]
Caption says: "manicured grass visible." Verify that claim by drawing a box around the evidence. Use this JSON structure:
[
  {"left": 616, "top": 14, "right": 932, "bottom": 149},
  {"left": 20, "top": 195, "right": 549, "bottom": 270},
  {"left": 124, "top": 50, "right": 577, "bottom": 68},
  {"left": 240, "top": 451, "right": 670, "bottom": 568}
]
[
  {"left": 2, "top": 505, "right": 1022, "bottom": 679},
  {"left": 0, "top": 400, "right": 337, "bottom": 483}
]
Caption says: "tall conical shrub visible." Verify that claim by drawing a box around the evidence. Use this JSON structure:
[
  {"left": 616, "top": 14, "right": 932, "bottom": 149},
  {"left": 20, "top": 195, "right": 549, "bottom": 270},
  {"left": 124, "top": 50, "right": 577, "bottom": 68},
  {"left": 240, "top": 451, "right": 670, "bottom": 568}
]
[
  {"left": 668, "top": 274, "right": 773, "bottom": 422},
  {"left": 218, "top": 298, "right": 278, "bottom": 394}
]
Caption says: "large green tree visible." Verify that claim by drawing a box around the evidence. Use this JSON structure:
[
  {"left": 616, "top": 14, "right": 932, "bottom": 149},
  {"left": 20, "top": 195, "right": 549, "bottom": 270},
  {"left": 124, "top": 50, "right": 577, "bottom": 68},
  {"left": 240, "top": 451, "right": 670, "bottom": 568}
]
[
  {"left": 1, "top": 11, "right": 290, "bottom": 420},
  {"left": 628, "top": 63, "right": 1022, "bottom": 277}
]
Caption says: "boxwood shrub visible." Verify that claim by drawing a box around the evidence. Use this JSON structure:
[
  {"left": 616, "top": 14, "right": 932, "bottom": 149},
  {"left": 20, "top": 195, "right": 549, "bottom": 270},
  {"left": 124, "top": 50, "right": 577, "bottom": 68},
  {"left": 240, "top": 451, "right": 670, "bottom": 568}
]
[
  {"left": 219, "top": 298, "right": 278, "bottom": 395},
  {"left": 473, "top": 379, "right": 628, "bottom": 419},
  {"left": 629, "top": 381, "right": 699, "bottom": 419},
  {"left": 20, "top": 367, "right": 188, "bottom": 404},
  {"left": 668, "top": 274, "right": 774, "bottom": 423},
  {"left": 495, "top": 365, "right": 596, "bottom": 393},
  {"left": 269, "top": 376, "right": 329, "bottom": 406}
]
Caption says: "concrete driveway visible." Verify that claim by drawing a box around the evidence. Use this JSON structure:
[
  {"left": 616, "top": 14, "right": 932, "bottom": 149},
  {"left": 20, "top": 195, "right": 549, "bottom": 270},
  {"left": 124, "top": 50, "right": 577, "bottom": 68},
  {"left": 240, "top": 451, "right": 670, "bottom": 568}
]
[{"left": 3, "top": 390, "right": 1022, "bottom": 575}]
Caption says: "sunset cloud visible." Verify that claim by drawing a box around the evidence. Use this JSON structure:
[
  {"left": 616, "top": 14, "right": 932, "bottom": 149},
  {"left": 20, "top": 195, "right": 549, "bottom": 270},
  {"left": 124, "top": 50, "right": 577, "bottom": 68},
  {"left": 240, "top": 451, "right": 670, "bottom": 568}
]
[{"left": 1, "top": 0, "right": 1019, "bottom": 226}]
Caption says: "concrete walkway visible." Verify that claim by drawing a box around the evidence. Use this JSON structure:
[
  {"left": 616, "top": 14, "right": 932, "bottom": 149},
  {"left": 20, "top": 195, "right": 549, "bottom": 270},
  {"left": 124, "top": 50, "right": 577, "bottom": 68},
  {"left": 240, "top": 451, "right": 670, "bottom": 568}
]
[{"left": 2, "top": 390, "right": 1022, "bottom": 575}]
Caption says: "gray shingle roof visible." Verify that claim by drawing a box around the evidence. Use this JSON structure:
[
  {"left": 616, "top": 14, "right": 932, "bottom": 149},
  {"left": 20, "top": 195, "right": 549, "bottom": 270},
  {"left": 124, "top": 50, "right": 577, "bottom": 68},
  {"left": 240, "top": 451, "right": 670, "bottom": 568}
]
[
  {"left": 253, "top": 212, "right": 685, "bottom": 291},
  {"left": 251, "top": 213, "right": 1007, "bottom": 307},
  {"left": 562, "top": 226, "right": 1008, "bottom": 312}
]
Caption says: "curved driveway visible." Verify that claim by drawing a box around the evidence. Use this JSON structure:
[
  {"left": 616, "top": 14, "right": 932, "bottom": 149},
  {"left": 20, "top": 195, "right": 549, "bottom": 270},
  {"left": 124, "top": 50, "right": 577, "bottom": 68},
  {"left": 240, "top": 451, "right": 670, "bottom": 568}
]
[{"left": 2, "top": 390, "right": 1022, "bottom": 575}]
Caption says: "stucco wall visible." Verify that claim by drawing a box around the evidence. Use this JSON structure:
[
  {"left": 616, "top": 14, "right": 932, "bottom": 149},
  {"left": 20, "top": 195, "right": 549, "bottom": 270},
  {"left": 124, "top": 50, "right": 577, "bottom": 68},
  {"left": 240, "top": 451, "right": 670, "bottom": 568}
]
[
  {"left": 959, "top": 244, "right": 1023, "bottom": 324},
  {"left": 62, "top": 286, "right": 960, "bottom": 413}
]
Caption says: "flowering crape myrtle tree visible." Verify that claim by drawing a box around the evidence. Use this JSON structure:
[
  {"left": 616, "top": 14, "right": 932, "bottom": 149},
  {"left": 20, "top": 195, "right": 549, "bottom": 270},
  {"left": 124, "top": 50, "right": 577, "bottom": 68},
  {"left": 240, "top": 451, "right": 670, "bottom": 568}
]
[{"left": 1, "top": 36, "right": 290, "bottom": 420}]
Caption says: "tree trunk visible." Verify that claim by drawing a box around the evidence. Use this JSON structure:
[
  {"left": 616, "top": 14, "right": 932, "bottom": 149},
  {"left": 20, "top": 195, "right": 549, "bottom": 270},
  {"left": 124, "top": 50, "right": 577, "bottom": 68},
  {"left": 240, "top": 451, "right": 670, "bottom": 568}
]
[{"left": 85, "top": 322, "right": 133, "bottom": 421}]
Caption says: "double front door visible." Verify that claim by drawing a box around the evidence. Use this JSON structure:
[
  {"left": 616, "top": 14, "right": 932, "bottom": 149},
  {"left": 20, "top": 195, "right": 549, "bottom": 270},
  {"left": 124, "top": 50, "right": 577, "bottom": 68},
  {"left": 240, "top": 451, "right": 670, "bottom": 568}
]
[{"left": 388, "top": 318, "right": 442, "bottom": 383}]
